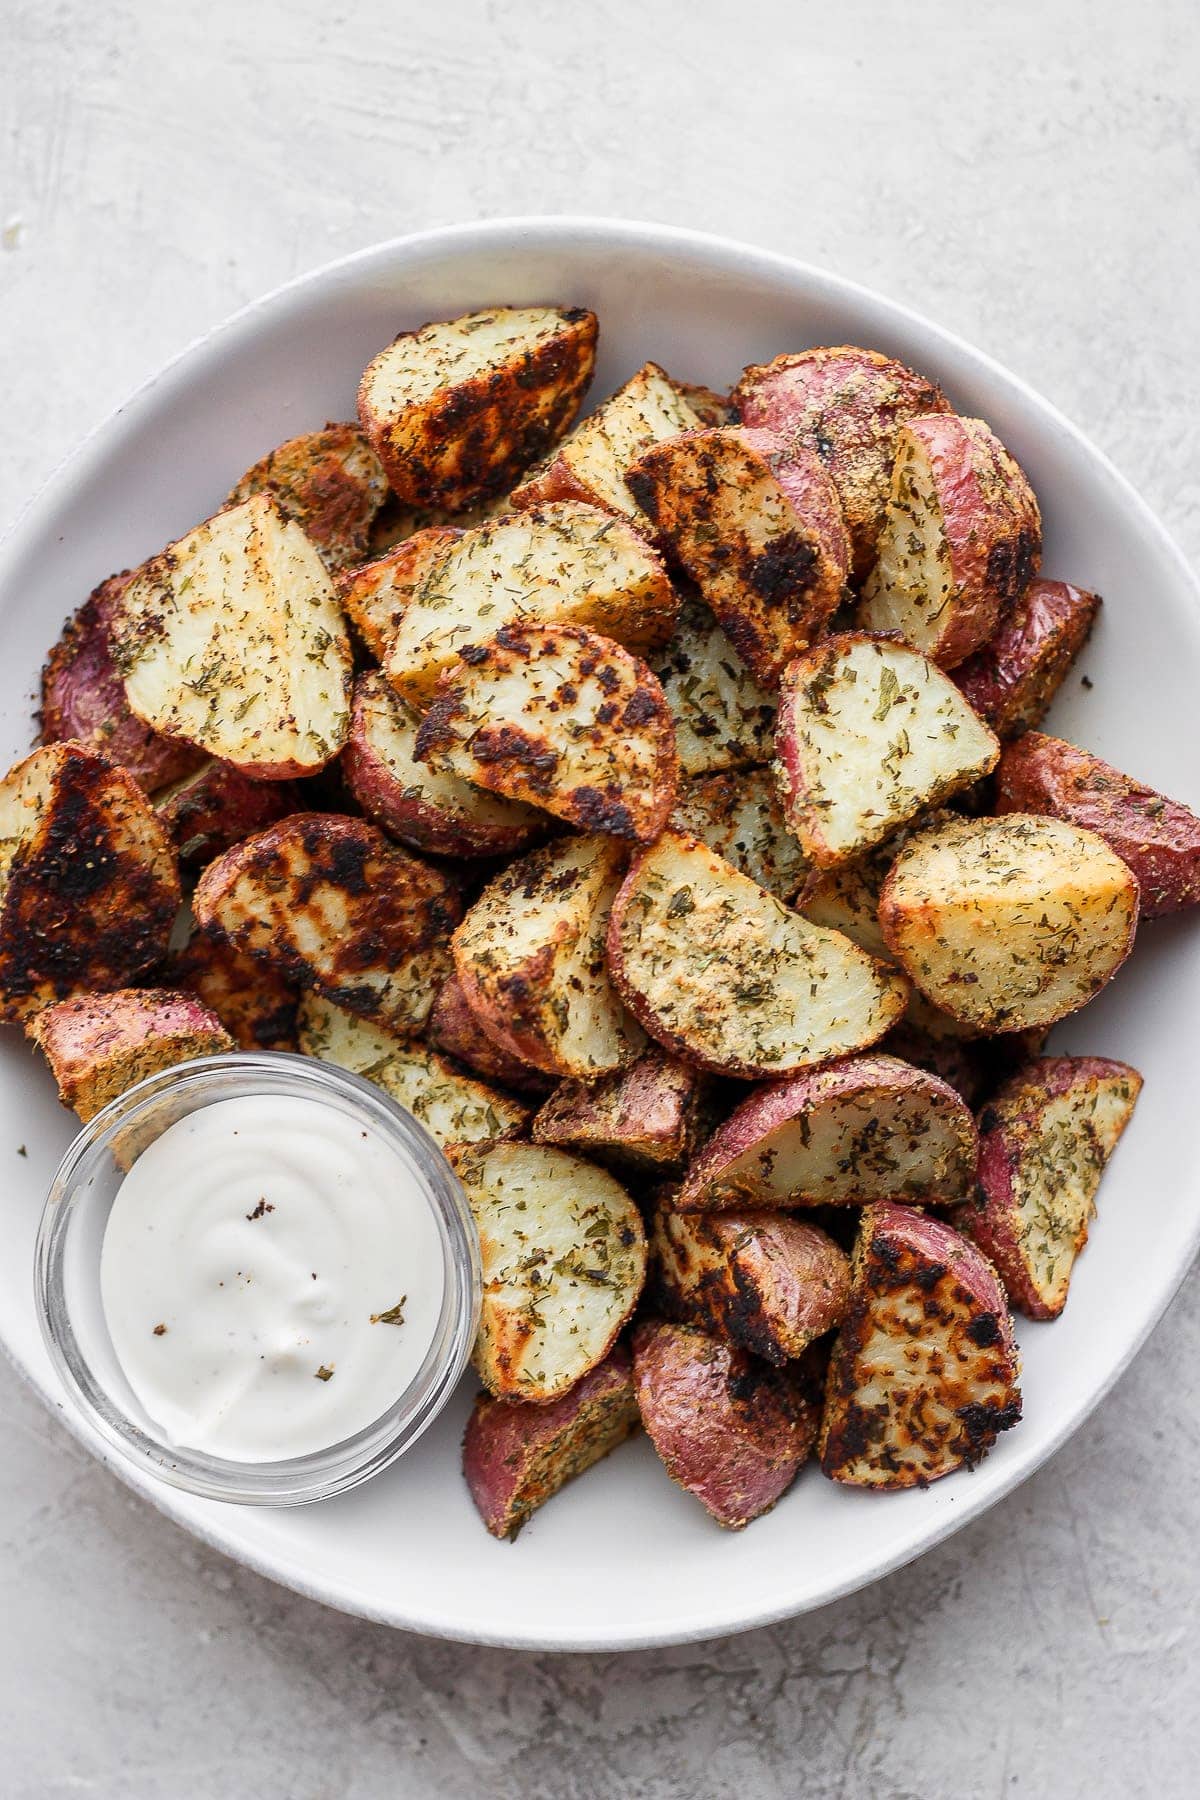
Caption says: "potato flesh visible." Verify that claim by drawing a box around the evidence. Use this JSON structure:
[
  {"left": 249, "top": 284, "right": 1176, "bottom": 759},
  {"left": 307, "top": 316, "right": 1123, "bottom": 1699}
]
[
  {"left": 672, "top": 768, "right": 809, "bottom": 900},
  {"left": 29, "top": 987, "right": 232, "bottom": 1122},
  {"left": 337, "top": 527, "right": 459, "bottom": 661},
  {"left": 226, "top": 425, "right": 388, "bottom": 572},
  {"left": 859, "top": 432, "right": 951, "bottom": 654},
  {"left": 653, "top": 595, "right": 776, "bottom": 777},
  {"left": 516, "top": 362, "right": 705, "bottom": 519},
  {"left": 364, "top": 308, "right": 581, "bottom": 410}
]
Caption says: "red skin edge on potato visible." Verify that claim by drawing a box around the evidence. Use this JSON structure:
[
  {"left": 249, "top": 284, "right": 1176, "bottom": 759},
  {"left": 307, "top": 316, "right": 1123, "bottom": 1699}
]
[
  {"left": 953, "top": 580, "right": 1100, "bottom": 735},
  {"left": 739, "top": 427, "right": 851, "bottom": 585},
  {"left": 863, "top": 1199, "right": 1018, "bottom": 1366}
]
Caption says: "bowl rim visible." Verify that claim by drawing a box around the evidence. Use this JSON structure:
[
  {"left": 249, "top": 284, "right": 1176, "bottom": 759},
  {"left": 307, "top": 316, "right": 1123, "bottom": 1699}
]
[{"left": 2, "top": 213, "right": 1198, "bottom": 1649}]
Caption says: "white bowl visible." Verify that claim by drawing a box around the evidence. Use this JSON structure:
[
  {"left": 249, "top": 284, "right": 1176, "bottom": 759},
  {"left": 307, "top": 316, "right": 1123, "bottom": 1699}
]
[{"left": 2, "top": 217, "right": 1198, "bottom": 1651}]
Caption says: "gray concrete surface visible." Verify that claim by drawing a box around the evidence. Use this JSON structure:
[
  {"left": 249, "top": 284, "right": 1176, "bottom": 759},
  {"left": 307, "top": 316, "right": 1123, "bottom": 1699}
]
[{"left": 2, "top": 1, "right": 1199, "bottom": 1793}]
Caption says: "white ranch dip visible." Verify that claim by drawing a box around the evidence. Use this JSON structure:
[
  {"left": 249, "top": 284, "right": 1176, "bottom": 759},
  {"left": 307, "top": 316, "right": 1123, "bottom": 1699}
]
[{"left": 99, "top": 1093, "right": 444, "bottom": 1462}]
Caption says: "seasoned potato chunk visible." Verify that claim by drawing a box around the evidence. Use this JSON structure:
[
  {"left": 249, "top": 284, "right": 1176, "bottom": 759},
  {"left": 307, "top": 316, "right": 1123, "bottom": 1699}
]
[
  {"left": 0, "top": 743, "right": 180, "bottom": 1022},
  {"left": 953, "top": 579, "right": 1100, "bottom": 739},
  {"left": 155, "top": 759, "right": 298, "bottom": 867},
  {"left": 671, "top": 767, "right": 809, "bottom": 900},
  {"left": 426, "top": 973, "right": 553, "bottom": 1097},
  {"left": 532, "top": 1048, "right": 710, "bottom": 1173},
  {"left": 170, "top": 932, "right": 299, "bottom": 1052},
  {"left": 110, "top": 495, "right": 353, "bottom": 779},
  {"left": 652, "top": 592, "right": 777, "bottom": 777},
  {"left": 357, "top": 305, "right": 598, "bottom": 511},
  {"left": 29, "top": 987, "right": 232, "bottom": 1122},
  {"left": 335, "top": 526, "right": 460, "bottom": 661},
  {"left": 878, "top": 813, "right": 1139, "bottom": 1032},
  {"left": 225, "top": 423, "right": 388, "bottom": 572}
]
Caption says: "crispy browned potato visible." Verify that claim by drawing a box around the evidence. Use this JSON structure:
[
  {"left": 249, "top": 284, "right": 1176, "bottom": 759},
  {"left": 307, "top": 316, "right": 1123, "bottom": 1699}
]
[
  {"left": 652, "top": 591, "right": 777, "bottom": 777},
  {"left": 226, "top": 424, "right": 388, "bottom": 572},
  {"left": 733, "top": 346, "right": 952, "bottom": 579},
  {"left": 819, "top": 1202, "right": 1021, "bottom": 1488},
  {"left": 155, "top": 760, "right": 299, "bottom": 867},
  {"left": 651, "top": 1203, "right": 850, "bottom": 1363},
  {"left": 860, "top": 414, "right": 1042, "bottom": 668},
  {"left": 462, "top": 1346, "right": 640, "bottom": 1539},
  {"left": 632, "top": 1319, "right": 817, "bottom": 1528},
  {"left": 426, "top": 972, "right": 553, "bottom": 1097},
  {"left": 110, "top": 496, "right": 353, "bottom": 779},
  {"left": 193, "top": 812, "right": 461, "bottom": 1034},
  {"left": 365, "top": 491, "right": 510, "bottom": 558},
  {"left": 878, "top": 812, "right": 1139, "bottom": 1032},
  {"left": 415, "top": 623, "right": 678, "bottom": 843},
  {"left": 335, "top": 526, "right": 460, "bottom": 661},
  {"left": 606, "top": 830, "right": 907, "bottom": 1078},
  {"left": 357, "top": 305, "right": 598, "bottom": 511},
  {"left": 671, "top": 767, "right": 809, "bottom": 900},
  {"left": 995, "top": 730, "right": 1200, "bottom": 917},
  {"left": 954, "top": 1055, "right": 1142, "bottom": 1319},
  {"left": 876, "top": 1019, "right": 988, "bottom": 1108},
  {"left": 41, "top": 573, "right": 205, "bottom": 793},
  {"left": 773, "top": 634, "right": 999, "bottom": 867},
  {"left": 170, "top": 932, "right": 299, "bottom": 1052},
  {"left": 953, "top": 579, "right": 1100, "bottom": 738},
  {"left": 532, "top": 1048, "right": 711, "bottom": 1173},
  {"left": 626, "top": 426, "right": 849, "bottom": 688},
  {"left": 0, "top": 743, "right": 180, "bottom": 1022},
  {"left": 457, "top": 1140, "right": 646, "bottom": 1403},
  {"left": 28, "top": 987, "right": 232, "bottom": 1121}
]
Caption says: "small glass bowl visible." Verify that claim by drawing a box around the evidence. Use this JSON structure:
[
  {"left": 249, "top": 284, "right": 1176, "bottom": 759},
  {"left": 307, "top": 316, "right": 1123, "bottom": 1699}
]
[{"left": 34, "top": 1052, "right": 481, "bottom": 1506}]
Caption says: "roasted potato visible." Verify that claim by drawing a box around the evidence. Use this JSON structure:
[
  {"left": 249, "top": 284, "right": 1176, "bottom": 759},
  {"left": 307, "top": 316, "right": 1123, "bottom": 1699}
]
[
  {"left": 462, "top": 1346, "right": 640, "bottom": 1539},
  {"left": 109, "top": 495, "right": 353, "bottom": 779},
  {"left": 876, "top": 1019, "right": 988, "bottom": 1108},
  {"left": 0, "top": 743, "right": 180, "bottom": 1022},
  {"left": 357, "top": 305, "right": 598, "bottom": 511},
  {"left": 676, "top": 1052, "right": 977, "bottom": 1211},
  {"left": 383, "top": 501, "right": 676, "bottom": 705},
  {"left": 954, "top": 579, "right": 1100, "bottom": 739},
  {"left": 415, "top": 623, "right": 678, "bottom": 843},
  {"left": 342, "top": 671, "right": 545, "bottom": 860},
  {"left": 606, "top": 830, "right": 907, "bottom": 1078},
  {"left": 225, "top": 423, "right": 388, "bottom": 572},
  {"left": 995, "top": 731, "right": 1200, "bottom": 917},
  {"left": 671, "top": 767, "right": 809, "bottom": 900},
  {"left": 860, "top": 415, "right": 1042, "bottom": 668},
  {"left": 652, "top": 591, "right": 776, "bottom": 777},
  {"left": 426, "top": 972, "right": 553, "bottom": 1097},
  {"left": 626, "top": 426, "right": 849, "bottom": 688},
  {"left": 457, "top": 1140, "right": 646, "bottom": 1403},
  {"left": 733, "top": 346, "right": 952, "bottom": 580},
  {"left": 532, "top": 1048, "right": 710, "bottom": 1173},
  {"left": 878, "top": 813, "right": 1139, "bottom": 1032},
  {"left": 955, "top": 1054, "right": 1142, "bottom": 1319},
  {"left": 155, "top": 759, "right": 298, "bottom": 867},
  {"left": 335, "top": 526, "right": 460, "bottom": 661},
  {"left": 632, "top": 1319, "right": 817, "bottom": 1528},
  {"left": 297, "top": 992, "right": 527, "bottom": 1148},
  {"left": 193, "top": 812, "right": 461, "bottom": 1034},
  {"left": 170, "top": 931, "right": 299, "bottom": 1052},
  {"left": 773, "top": 634, "right": 999, "bottom": 867},
  {"left": 41, "top": 573, "right": 205, "bottom": 793},
  {"left": 819, "top": 1202, "right": 1021, "bottom": 1489},
  {"left": 452, "top": 834, "right": 644, "bottom": 1079},
  {"left": 651, "top": 1203, "right": 850, "bottom": 1363},
  {"left": 28, "top": 987, "right": 232, "bottom": 1122}
]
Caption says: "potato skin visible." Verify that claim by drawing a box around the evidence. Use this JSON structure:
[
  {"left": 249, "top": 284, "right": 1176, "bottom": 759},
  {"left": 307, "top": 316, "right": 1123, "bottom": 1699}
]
[
  {"left": 462, "top": 1346, "right": 639, "bottom": 1539},
  {"left": 632, "top": 1319, "right": 818, "bottom": 1529},
  {"left": 226, "top": 423, "right": 388, "bottom": 572},
  {"left": 426, "top": 973, "right": 553, "bottom": 1097},
  {"left": 733, "top": 346, "right": 951, "bottom": 580},
  {"left": 155, "top": 760, "right": 298, "bottom": 868},
  {"left": 532, "top": 1048, "right": 710, "bottom": 1173},
  {"left": 953, "top": 579, "right": 1100, "bottom": 739},
  {"left": 170, "top": 933, "right": 299, "bottom": 1052},
  {"left": 995, "top": 730, "right": 1200, "bottom": 917},
  {"left": 29, "top": 987, "right": 232, "bottom": 1121}
]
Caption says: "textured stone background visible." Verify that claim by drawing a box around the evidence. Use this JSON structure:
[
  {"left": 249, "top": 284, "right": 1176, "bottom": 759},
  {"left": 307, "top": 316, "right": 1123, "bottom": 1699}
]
[{"left": 3, "top": 2, "right": 1199, "bottom": 1793}]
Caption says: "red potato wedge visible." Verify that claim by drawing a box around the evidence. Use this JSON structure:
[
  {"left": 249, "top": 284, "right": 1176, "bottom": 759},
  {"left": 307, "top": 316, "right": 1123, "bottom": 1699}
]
[
  {"left": 365, "top": 491, "right": 509, "bottom": 559},
  {"left": 28, "top": 987, "right": 232, "bottom": 1122},
  {"left": 170, "top": 932, "right": 299, "bottom": 1052},
  {"left": 532, "top": 1048, "right": 711, "bottom": 1174},
  {"left": 671, "top": 767, "right": 809, "bottom": 901},
  {"left": 335, "top": 526, "right": 460, "bottom": 661},
  {"left": 625, "top": 426, "right": 850, "bottom": 689},
  {"left": 357, "top": 305, "right": 597, "bottom": 512},
  {"left": 193, "top": 813, "right": 461, "bottom": 1035},
  {"left": 456, "top": 1140, "right": 646, "bottom": 1404},
  {"left": 954, "top": 1055, "right": 1142, "bottom": 1319},
  {"left": 297, "top": 992, "right": 527, "bottom": 1148},
  {"left": 415, "top": 623, "right": 679, "bottom": 843},
  {"left": 819, "top": 1201, "right": 1021, "bottom": 1489},
  {"left": 860, "top": 414, "right": 1042, "bottom": 669},
  {"left": 632, "top": 1319, "right": 818, "bottom": 1529},
  {"left": 453, "top": 834, "right": 644, "bottom": 1080},
  {"left": 650, "top": 1204, "right": 850, "bottom": 1364},
  {"left": 953, "top": 579, "right": 1100, "bottom": 739},
  {"left": 463, "top": 1347, "right": 640, "bottom": 1539},
  {"left": 342, "top": 672, "right": 544, "bottom": 860},
  {"left": 426, "top": 973, "right": 553, "bottom": 1097},
  {"left": 773, "top": 634, "right": 1000, "bottom": 867},
  {"left": 605, "top": 831, "right": 907, "bottom": 1079},
  {"left": 225, "top": 423, "right": 388, "bottom": 573},
  {"left": 878, "top": 812, "right": 1139, "bottom": 1033},
  {"left": 40, "top": 573, "right": 205, "bottom": 793},
  {"left": 109, "top": 495, "right": 353, "bottom": 779},
  {"left": 995, "top": 730, "right": 1200, "bottom": 917},
  {"left": 0, "top": 743, "right": 180, "bottom": 1022},
  {"left": 383, "top": 501, "right": 676, "bottom": 705},
  {"left": 676, "top": 1053, "right": 977, "bottom": 1212},
  {"left": 154, "top": 759, "right": 299, "bottom": 868},
  {"left": 652, "top": 591, "right": 777, "bottom": 777},
  {"left": 733, "top": 346, "right": 952, "bottom": 581}
]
